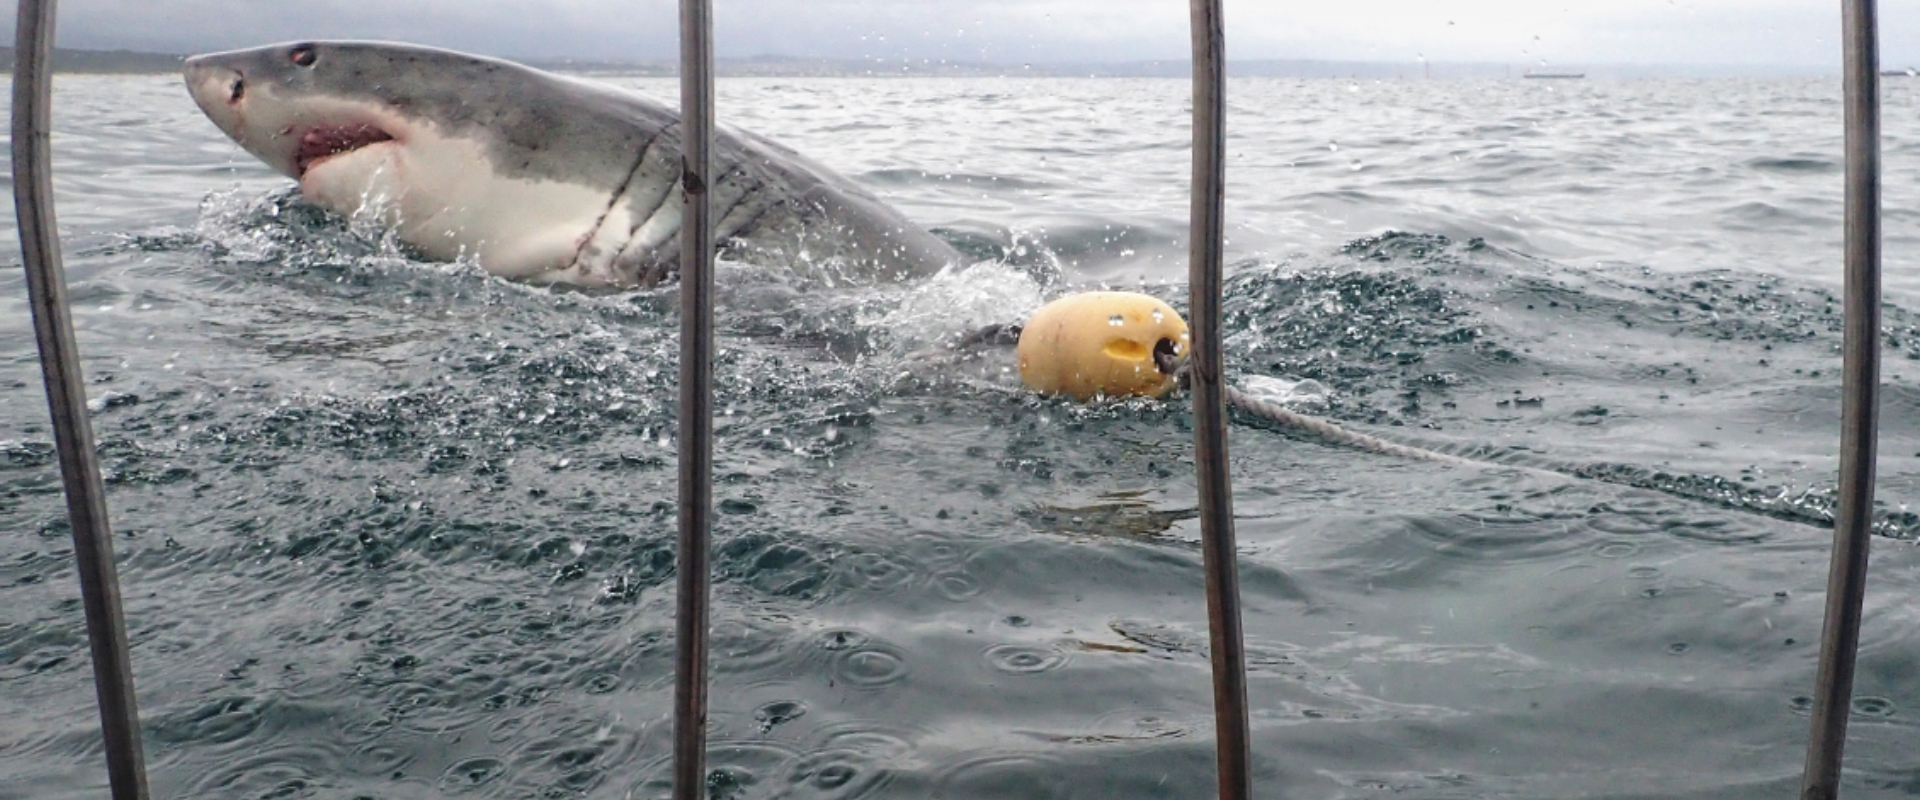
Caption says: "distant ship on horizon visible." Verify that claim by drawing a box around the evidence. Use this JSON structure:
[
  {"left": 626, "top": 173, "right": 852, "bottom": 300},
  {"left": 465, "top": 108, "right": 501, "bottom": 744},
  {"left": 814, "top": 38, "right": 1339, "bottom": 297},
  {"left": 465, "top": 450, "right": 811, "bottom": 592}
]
[{"left": 1523, "top": 69, "right": 1586, "bottom": 79}]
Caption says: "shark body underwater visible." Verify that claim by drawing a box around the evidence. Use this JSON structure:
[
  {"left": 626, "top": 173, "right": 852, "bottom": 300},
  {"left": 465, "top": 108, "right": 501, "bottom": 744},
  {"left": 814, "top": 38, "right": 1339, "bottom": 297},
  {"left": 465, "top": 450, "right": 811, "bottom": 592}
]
[{"left": 184, "top": 41, "right": 962, "bottom": 288}]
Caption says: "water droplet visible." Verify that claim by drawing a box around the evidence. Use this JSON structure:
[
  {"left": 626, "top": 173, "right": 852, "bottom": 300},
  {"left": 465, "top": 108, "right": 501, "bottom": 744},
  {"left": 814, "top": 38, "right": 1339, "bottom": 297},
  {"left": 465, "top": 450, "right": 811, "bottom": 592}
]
[
  {"left": 985, "top": 643, "right": 1068, "bottom": 674},
  {"left": 819, "top": 629, "right": 869, "bottom": 651},
  {"left": 1852, "top": 696, "right": 1896, "bottom": 718},
  {"left": 440, "top": 757, "right": 505, "bottom": 789},
  {"left": 837, "top": 647, "right": 907, "bottom": 688}
]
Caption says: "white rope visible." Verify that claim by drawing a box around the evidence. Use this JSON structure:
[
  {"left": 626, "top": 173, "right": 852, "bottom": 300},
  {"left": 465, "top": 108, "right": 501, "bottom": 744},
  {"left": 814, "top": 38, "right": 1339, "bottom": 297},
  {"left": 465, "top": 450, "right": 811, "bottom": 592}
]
[{"left": 1222, "top": 385, "right": 1505, "bottom": 471}]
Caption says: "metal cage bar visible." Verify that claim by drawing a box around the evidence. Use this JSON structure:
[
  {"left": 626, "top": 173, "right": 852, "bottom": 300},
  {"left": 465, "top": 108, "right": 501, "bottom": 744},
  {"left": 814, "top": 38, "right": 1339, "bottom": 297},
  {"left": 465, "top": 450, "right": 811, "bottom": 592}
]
[
  {"left": 1188, "top": 1, "right": 1253, "bottom": 798},
  {"left": 1800, "top": 0, "right": 1883, "bottom": 796},
  {"left": 20, "top": 4, "right": 1893, "bottom": 800},
  {"left": 10, "top": 0, "right": 151, "bottom": 798},
  {"left": 671, "top": 0, "right": 718, "bottom": 797}
]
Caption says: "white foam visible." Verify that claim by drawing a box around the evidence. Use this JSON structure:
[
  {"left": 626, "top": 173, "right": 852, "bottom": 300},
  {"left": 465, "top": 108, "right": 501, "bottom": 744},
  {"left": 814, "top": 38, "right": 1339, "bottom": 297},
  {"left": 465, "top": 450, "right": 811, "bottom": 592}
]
[{"left": 865, "top": 260, "right": 1042, "bottom": 346}]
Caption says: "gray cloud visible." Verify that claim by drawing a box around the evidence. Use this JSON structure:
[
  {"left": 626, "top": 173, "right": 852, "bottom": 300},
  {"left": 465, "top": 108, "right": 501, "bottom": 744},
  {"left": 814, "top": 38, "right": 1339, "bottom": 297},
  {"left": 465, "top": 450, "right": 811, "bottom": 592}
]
[{"left": 24, "top": 0, "right": 1920, "bottom": 68}]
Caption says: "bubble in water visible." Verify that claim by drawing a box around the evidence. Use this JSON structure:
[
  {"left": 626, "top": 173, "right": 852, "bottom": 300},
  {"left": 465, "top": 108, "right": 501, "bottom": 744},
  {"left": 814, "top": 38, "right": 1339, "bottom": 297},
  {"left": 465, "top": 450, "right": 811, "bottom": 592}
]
[
  {"left": 787, "top": 746, "right": 894, "bottom": 799},
  {"left": 754, "top": 700, "right": 807, "bottom": 733},
  {"left": 439, "top": 757, "right": 506, "bottom": 792},
  {"left": 836, "top": 646, "right": 908, "bottom": 689},
  {"left": 933, "top": 571, "right": 983, "bottom": 601},
  {"left": 845, "top": 552, "right": 915, "bottom": 590},
  {"left": 819, "top": 629, "right": 869, "bottom": 652},
  {"left": 1852, "top": 696, "right": 1896, "bottom": 718},
  {"left": 984, "top": 643, "right": 1068, "bottom": 674},
  {"left": 638, "top": 741, "right": 801, "bottom": 800}
]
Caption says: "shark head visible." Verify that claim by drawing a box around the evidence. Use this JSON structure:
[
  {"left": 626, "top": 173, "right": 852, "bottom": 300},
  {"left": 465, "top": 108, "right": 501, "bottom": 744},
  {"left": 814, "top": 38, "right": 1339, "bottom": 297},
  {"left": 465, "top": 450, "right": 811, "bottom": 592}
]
[
  {"left": 182, "top": 40, "right": 960, "bottom": 287},
  {"left": 183, "top": 42, "right": 419, "bottom": 186},
  {"left": 182, "top": 41, "right": 637, "bottom": 277}
]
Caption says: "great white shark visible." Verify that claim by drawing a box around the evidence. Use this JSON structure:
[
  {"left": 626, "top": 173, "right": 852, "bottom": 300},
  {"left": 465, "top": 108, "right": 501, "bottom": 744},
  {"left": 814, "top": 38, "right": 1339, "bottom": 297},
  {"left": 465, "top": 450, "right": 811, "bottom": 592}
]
[
  {"left": 178, "top": 42, "right": 1825, "bottom": 512},
  {"left": 183, "top": 41, "right": 962, "bottom": 288}
]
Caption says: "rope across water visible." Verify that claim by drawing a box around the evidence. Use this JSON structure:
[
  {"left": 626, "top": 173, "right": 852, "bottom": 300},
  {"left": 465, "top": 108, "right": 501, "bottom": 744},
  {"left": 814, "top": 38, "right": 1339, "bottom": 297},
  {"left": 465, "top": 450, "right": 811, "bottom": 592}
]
[
  {"left": 1221, "top": 384, "right": 1495, "bottom": 471},
  {"left": 987, "top": 291, "right": 1910, "bottom": 537},
  {"left": 1149, "top": 341, "right": 1546, "bottom": 474}
]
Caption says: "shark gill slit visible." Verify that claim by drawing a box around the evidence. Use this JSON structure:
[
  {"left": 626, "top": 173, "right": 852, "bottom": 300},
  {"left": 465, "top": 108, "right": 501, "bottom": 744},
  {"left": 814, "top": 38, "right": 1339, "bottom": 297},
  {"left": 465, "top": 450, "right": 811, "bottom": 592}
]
[
  {"left": 567, "top": 123, "right": 674, "bottom": 272},
  {"left": 713, "top": 166, "right": 771, "bottom": 245}
]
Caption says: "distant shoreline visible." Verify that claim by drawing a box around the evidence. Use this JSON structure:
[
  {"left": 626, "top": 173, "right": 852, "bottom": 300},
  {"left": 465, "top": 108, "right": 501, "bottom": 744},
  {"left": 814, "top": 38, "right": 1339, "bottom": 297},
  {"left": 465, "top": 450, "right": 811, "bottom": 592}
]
[
  {"left": 1, "top": 46, "right": 1841, "bottom": 80},
  {"left": 0, "top": 47, "right": 184, "bottom": 74}
]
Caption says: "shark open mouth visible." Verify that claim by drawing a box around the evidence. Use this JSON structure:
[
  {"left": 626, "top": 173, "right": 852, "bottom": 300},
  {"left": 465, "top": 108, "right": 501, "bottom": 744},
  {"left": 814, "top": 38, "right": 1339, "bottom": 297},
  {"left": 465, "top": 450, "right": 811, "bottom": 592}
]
[{"left": 295, "top": 123, "right": 393, "bottom": 176}]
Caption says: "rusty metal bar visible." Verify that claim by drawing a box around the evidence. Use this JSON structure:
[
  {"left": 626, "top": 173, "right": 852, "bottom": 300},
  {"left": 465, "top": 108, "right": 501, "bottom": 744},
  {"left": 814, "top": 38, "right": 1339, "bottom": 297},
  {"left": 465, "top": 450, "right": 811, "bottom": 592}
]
[
  {"left": 671, "top": 0, "right": 717, "bottom": 797},
  {"left": 11, "top": 0, "right": 150, "bottom": 798},
  {"left": 1188, "top": 1, "right": 1251, "bottom": 798},
  {"left": 1800, "top": 0, "right": 1883, "bottom": 797}
]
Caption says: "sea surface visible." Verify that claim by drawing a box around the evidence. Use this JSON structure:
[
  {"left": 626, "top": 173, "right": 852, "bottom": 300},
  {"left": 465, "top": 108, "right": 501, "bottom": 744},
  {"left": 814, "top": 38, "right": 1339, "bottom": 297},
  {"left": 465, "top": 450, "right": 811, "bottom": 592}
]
[{"left": 4, "top": 73, "right": 1920, "bottom": 799}]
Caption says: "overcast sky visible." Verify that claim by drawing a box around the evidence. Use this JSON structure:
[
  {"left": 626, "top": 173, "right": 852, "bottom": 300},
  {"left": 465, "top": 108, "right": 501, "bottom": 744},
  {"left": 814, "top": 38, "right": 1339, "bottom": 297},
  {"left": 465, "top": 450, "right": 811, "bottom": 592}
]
[{"left": 26, "top": 0, "right": 1920, "bottom": 68}]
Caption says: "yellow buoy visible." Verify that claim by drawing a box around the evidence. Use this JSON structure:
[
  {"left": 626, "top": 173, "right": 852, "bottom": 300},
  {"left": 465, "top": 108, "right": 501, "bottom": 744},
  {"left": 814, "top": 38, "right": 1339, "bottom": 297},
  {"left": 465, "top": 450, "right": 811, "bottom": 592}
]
[{"left": 1017, "top": 291, "right": 1190, "bottom": 401}]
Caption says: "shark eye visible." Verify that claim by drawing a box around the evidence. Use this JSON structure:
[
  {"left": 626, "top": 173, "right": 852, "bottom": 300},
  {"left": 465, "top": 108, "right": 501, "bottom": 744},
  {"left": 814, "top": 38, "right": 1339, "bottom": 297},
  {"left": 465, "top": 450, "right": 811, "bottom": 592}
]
[{"left": 289, "top": 45, "right": 317, "bottom": 67}]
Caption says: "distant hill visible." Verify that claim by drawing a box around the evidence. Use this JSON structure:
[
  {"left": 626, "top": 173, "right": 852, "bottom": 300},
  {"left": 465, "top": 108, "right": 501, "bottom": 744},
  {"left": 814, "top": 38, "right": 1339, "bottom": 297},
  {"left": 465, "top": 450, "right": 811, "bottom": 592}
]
[{"left": 0, "top": 47, "right": 184, "bottom": 74}]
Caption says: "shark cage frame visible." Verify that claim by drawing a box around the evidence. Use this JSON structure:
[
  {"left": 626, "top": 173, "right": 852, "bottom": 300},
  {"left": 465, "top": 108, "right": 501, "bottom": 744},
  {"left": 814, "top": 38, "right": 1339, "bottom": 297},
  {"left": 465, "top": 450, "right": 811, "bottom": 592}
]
[{"left": 7, "top": 0, "right": 1885, "bottom": 798}]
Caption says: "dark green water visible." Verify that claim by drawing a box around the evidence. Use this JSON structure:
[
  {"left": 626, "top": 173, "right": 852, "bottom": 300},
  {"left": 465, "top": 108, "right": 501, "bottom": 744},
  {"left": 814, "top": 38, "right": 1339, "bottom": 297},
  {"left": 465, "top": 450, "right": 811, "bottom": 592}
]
[{"left": 3, "top": 75, "right": 1920, "bottom": 798}]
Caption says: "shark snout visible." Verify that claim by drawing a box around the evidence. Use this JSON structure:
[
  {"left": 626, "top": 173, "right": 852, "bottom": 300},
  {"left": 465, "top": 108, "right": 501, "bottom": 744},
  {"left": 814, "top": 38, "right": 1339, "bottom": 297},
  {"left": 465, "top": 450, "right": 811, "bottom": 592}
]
[
  {"left": 183, "top": 53, "right": 302, "bottom": 177},
  {"left": 182, "top": 56, "right": 245, "bottom": 114}
]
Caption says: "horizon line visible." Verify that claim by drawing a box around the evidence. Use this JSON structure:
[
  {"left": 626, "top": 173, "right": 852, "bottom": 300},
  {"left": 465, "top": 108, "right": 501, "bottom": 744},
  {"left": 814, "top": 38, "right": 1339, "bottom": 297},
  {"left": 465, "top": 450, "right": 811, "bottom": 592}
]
[{"left": 0, "top": 45, "right": 1871, "bottom": 78}]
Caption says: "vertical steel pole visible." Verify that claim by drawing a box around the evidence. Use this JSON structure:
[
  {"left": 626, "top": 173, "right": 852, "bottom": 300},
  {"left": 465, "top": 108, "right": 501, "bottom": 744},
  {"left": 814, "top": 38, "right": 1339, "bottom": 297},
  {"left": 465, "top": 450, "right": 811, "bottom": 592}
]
[
  {"left": 1188, "top": 2, "right": 1251, "bottom": 799},
  {"left": 672, "top": 0, "right": 716, "bottom": 797},
  {"left": 11, "top": 1, "right": 150, "bottom": 799},
  {"left": 1801, "top": 1, "right": 1882, "bottom": 797}
]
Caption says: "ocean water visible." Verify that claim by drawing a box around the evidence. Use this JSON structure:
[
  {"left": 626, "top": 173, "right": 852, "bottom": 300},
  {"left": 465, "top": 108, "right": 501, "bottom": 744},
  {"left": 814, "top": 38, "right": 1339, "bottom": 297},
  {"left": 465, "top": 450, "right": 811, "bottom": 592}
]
[{"left": 4, "top": 72, "right": 1920, "bottom": 799}]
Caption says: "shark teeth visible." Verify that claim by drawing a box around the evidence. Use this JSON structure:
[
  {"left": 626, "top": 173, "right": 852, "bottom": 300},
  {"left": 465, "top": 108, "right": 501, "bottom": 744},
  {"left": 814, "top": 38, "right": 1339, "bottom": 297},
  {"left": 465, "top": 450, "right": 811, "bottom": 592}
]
[{"left": 295, "top": 124, "right": 393, "bottom": 176}]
